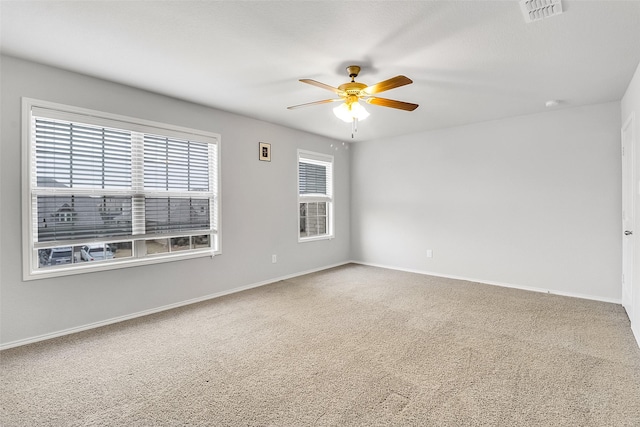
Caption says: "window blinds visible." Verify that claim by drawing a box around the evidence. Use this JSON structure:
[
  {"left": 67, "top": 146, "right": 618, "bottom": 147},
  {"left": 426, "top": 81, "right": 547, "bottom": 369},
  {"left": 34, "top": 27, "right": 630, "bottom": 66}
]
[
  {"left": 33, "top": 118, "right": 134, "bottom": 243},
  {"left": 143, "top": 135, "right": 213, "bottom": 235},
  {"left": 298, "top": 153, "right": 333, "bottom": 199},
  {"left": 143, "top": 135, "right": 209, "bottom": 191},
  {"left": 31, "top": 111, "right": 217, "bottom": 245},
  {"left": 299, "top": 162, "right": 327, "bottom": 195},
  {"left": 34, "top": 118, "right": 132, "bottom": 189},
  {"left": 36, "top": 196, "right": 132, "bottom": 242}
]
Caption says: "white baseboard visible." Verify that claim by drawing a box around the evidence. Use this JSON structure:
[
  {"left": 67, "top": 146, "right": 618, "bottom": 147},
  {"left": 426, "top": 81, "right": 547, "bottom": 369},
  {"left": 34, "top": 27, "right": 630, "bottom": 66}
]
[
  {"left": 350, "top": 260, "right": 622, "bottom": 305},
  {"left": 0, "top": 261, "right": 351, "bottom": 351}
]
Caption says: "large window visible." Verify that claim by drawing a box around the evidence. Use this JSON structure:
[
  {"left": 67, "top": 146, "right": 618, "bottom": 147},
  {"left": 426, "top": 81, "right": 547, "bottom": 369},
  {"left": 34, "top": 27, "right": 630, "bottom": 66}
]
[
  {"left": 298, "top": 150, "right": 333, "bottom": 241},
  {"left": 22, "top": 98, "right": 220, "bottom": 280}
]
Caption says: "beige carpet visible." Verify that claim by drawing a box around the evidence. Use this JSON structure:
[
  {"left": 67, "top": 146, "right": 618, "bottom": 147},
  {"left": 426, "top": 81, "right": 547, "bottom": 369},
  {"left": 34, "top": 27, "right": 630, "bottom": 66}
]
[{"left": 2, "top": 264, "right": 640, "bottom": 426}]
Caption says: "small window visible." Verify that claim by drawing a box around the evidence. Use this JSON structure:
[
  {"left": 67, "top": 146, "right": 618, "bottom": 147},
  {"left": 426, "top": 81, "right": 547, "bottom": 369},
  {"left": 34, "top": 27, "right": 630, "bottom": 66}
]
[
  {"left": 22, "top": 98, "right": 220, "bottom": 280},
  {"left": 298, "top": 150, "right": 333, "bottom": 241}
]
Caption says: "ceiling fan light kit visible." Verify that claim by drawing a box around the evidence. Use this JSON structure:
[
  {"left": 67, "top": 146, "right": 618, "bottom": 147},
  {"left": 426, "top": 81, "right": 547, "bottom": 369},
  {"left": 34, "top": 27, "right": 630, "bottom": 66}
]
[
  {"left": 288, "top": 65, "right": 418, "bottom": 137},
  {"left": 333, "top": 100, "right": 369, "bottom": 123}
]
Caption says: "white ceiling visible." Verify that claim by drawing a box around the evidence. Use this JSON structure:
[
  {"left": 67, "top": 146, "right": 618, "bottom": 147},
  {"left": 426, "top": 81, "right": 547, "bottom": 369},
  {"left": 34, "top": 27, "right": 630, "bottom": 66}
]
[{"left": 2, "top": 1, "right": 640, "bottom": 142}]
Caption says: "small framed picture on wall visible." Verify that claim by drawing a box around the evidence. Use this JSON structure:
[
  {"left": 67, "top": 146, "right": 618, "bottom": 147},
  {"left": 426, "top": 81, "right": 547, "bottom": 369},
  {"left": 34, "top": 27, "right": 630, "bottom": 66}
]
[{"left": 259, "top": 142, "right": 271, "bottom": 162}]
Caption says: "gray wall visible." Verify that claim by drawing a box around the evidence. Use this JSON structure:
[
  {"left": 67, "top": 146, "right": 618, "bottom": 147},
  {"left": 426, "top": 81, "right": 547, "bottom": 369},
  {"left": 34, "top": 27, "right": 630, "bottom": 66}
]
[
  {"left": 350, "top": 102, "right": 622, "bottom": 301},
  {"left": 0, "top": 56, "right": 351, "bottom": 346}
]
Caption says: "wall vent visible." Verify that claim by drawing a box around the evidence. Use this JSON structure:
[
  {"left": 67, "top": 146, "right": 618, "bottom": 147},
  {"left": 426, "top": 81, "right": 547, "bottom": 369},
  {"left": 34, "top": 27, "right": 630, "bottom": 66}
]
[{"left": 520, "top": 0, "right": 563, "bottom": 23}]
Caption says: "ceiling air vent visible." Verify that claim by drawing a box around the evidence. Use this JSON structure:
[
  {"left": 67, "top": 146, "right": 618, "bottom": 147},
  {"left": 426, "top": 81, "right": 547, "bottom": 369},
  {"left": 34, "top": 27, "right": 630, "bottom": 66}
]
[{"left": 520, "top": 0, "right": 563, "bottom": 23}]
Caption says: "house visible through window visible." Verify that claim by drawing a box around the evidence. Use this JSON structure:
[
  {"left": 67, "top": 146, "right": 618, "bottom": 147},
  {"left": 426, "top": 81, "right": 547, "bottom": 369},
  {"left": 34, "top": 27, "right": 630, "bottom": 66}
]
[
  {"left": 23, "top": 98, "right": 220, "bottom": 279},
  {"left": 298, "top": 150, "right": 333, "bottom": 241}
]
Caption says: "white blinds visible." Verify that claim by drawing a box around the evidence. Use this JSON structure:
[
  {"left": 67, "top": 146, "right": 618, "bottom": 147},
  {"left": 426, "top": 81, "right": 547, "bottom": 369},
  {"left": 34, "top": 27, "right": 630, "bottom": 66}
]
[
  {"left": 33, "top": 117, "right": 135, "bottom": 243},
  {"left": 36, "top": 196, "right": 132, "bottom": 242},
  {"left": 31, "top": 107, "right": 218, "bottom": 245},
  {"left": 298, "top": 152, "right": 333, "bottom": 199},
  {"left": 143, "top": 135, "right": 209, "bottom": 191},
  {"left": 299, "top": 162, "right": 327, "bottom": 195},
  {"left": 142, "top": 135, "right": 214, "bottom": 236},
  {"left": 144, "top": 197, "right": 210, "bottom": 235},
  {"left": 34, "top": 118, "right": 132, "bottom": 190}
]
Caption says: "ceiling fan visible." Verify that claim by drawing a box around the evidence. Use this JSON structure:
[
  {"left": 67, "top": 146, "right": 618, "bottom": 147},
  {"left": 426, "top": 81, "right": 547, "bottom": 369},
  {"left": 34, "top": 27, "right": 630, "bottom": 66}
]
[{"left": 287, "top": 65, "right": 419, "bottom": 136}]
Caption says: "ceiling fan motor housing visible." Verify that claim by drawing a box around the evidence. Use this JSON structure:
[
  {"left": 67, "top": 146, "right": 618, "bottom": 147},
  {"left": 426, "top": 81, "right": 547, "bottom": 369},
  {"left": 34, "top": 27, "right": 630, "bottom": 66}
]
[{"left": 338, "top": 82, "right": 367, "bottom": 96}]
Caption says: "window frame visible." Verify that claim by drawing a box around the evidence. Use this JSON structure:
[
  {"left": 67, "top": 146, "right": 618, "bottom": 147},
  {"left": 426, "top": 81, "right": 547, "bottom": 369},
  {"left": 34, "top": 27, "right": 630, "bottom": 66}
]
[
  {"left": 21, "top": 98, "right": 222, "bottom": 280},
  {"left": 297, "top": 149, "right": 334, "bottom": 242}
]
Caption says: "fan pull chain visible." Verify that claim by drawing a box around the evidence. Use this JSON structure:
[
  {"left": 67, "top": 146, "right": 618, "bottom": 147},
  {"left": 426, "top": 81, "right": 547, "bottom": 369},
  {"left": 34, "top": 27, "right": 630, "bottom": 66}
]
[{"left": 352, "top": 117, "right": 358, "bottom": 139}]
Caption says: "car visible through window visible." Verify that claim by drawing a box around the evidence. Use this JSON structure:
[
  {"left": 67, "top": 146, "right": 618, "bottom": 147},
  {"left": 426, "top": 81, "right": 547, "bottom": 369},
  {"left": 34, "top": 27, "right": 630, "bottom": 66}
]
[
  {"left": 48, "top": 247, "right": 73, "bottom": 265},
  {"left": 81, "top": 245, "right": 114, "bottom": 262}
]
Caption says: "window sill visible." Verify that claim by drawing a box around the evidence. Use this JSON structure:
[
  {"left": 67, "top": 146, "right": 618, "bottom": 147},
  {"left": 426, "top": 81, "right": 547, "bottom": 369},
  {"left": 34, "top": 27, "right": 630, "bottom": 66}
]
[
  {"left": 298, "top": 235, "right": 334, "bottom": 243},
  {"left": 24, "top": 249, "right": 218, "bottom": 281}
]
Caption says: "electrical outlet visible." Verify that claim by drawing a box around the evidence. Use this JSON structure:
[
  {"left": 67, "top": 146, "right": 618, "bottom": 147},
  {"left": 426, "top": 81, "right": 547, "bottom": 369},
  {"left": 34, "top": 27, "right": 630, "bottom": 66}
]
[
  {"left": 426, "top": 250, "right": 433, "bottom": 258},
  {"left": 272, "top": 254, "right": 277, "bottom": 263}
]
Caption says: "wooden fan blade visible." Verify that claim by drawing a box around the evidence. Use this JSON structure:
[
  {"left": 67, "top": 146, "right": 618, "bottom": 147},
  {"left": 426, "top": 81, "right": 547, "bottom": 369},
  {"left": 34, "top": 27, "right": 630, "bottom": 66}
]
[
  {"left": 300, "top": 79, "right": 345, "bottom": 95},
  {"left": 365, "top": 97, "right": 419, "bottom": 111},
  {"left": 287, "top": 98, "right": 343, "bottom": 110},
  {"left": 362, "top": 75, "right": 413, "bottom": 95}
]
